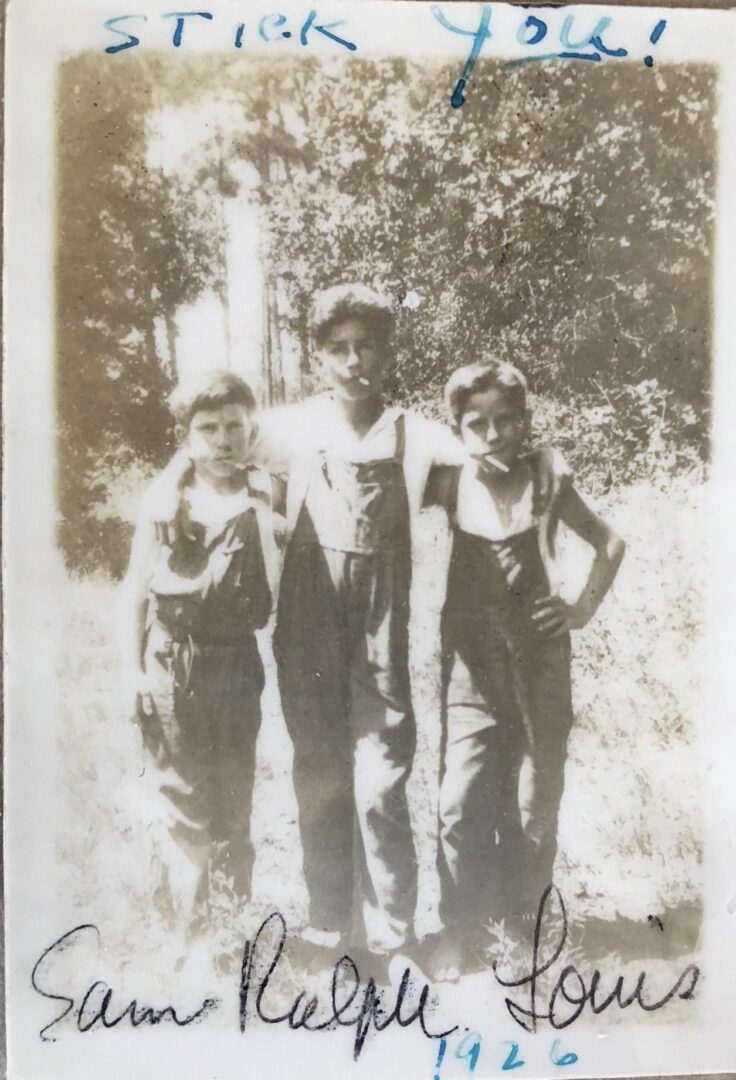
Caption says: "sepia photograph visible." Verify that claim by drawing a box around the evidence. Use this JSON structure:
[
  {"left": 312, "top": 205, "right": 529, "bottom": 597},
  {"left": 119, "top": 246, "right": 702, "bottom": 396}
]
[
  {"left": 54, "top": 43, "right": 712, "bottom": 967},
  {"left": 5, "top": 3, "right": 736, "bottom": 1077}
]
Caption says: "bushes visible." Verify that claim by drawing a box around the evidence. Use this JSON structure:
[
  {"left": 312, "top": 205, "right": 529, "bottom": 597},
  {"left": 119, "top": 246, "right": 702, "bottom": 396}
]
[
  {"left": 529, "top": 378, "right": 707, "bottom": 494},
  {"left": 58, "top": 513, "right": 135, "bottom": 582},
  {"left": 58, "top": 444, "right": 160, "bottom": 580}
]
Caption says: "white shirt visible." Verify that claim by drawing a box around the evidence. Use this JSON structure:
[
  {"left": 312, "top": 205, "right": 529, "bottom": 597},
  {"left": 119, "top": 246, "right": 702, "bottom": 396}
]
[
  {"left": 138, "top": 464, "right": 281, "bottom": 595},
  {"left": 453, "top": 447, "right": 573, "bottom": 592},
  {"left": 254, "top": 395, "right": 465, "bottom": 532},
  {"left": 456, "top": 461, "right": 536, "bottom": 542}
]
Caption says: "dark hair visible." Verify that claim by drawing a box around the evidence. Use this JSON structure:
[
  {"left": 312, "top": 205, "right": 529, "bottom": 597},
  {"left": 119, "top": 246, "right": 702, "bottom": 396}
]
[
  {"left": 445, "top": 360, "right": 528, "bottom": 427},
  {"left": 310, "top": 283, "right": 395, "bottom": 350},
  {"left": 168, "top": 370, "right": 257, "bottom": 427}
]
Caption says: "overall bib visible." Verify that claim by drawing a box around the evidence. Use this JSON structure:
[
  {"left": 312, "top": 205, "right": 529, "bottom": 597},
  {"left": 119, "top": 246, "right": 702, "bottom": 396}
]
[
  {"left": 274, "top": 414, "right": 417, "bottom": 953},
  {"left": 140, "top": 494, "right": 271, "bottom": 924},
  {"left": 439, "top": 466, "right": 574, "bottom": 934}
]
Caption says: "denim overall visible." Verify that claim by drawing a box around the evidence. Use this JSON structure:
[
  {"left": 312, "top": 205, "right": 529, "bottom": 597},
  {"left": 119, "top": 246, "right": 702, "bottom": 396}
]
[
  {"left": 439, "top": 462, "right": 574, "bottom": 935},
  {"left": 140, "top": 489, "right": 271, "bottom": 923},
  {"left": 274, "top": 414, "right": 417, "bottom": 953}
]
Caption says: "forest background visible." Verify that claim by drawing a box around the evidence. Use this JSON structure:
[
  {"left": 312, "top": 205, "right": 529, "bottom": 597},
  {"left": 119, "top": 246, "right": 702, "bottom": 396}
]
[
  {"left": 54, "top": 52, "right": 713, "bottom": 959},
  {"left": 57, "top": 53, "right": 713, "bottom": 576}
]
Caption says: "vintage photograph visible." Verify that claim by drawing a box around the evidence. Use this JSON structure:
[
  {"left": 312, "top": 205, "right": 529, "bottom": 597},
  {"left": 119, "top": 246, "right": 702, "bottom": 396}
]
[
  {"left": 10, "top": 3, "right": 736, "bottom": 1070},
  {"left": 50, "top": 44, "right": 713, "bottom": 998}
]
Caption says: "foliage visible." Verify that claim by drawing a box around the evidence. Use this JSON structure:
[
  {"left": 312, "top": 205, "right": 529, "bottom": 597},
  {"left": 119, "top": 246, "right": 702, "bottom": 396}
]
[
  {"left": 247, "top": 57, "right": 714, "bottom": 417},
  {"left": 56, "top": 53, "right": 715, "bottom": 574},
  {"left": 530, "top": 378, "right": 706, "bottom": 495},
  {"left": 57, "top": 55, "right": 227, "bottom": 573}
]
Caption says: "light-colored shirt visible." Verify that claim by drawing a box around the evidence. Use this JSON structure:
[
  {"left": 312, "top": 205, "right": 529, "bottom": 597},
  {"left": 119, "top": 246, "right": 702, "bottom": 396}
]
[
  {"left": 254, "top": 395, "right": 465, "bottom": 534},
  {"left": 136, "top": 464, "right": 281, "bottom": 595},
  {"left": 429, "top": 447, "right": 573, "bottom": 593},
  {"left": 456, "top": 461, "right": 536, "bottom": 542}
]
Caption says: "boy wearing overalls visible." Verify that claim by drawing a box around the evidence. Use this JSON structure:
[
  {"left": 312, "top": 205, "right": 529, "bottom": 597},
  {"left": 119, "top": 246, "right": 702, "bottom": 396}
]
[
  {"left": 268, "top": 284, "right": 463, "bottom": 958},
  {"left": 123, "top": 371, "right": 276, "bottom": 946},
  {"left": 426, "top": 361, "right": 625, "bottom": 980}
]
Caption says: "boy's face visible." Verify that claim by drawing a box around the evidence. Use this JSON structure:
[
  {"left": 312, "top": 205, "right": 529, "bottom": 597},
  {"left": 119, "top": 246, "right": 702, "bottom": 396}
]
[
  {"left": 459, "top": 387, "right": 528, "bottom": 470},
  {"left": 184, "top": 403, "right": 255, "bottom": 482},
  {"left": 316, "top": 317, "right": 388, "bottom": 403}
]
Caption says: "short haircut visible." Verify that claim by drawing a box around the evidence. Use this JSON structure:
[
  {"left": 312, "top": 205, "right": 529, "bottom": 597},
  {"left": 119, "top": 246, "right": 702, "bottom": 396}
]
[
  {"left": 168, "top": 370, "right": 257, "bottom": 427},
  {"left": 445, "top": 360, "right": 528, "bottom": 427},
  {"left": 310, "top": 283, "right": 395, "bottom": 350}
]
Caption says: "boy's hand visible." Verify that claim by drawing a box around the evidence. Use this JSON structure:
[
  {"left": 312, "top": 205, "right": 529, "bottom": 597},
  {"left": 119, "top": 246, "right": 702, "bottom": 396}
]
[
  {"left": 531, "top": 596, "right": 588, "bottom": 637},
  {"left": 273, "top": 512, "right": 289, "bottom": 551},
  {"left": 132, "top": 670, "right": 155, "bottom": 722}
]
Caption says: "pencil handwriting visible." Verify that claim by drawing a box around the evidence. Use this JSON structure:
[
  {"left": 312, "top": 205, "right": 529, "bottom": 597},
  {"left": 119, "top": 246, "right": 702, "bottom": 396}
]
[
  {"left": 493, "top": 885, "right": 700, "bottom": 1033},
  {"left": 31, "top": 896, "right": 699, "bottom": 1050},
  {"left": 239, "top": 911, "right": 458, "bottom": 1059},
  {"left": 31, "top": 924, "right": 218, "bottom": 1042},
  {"left": 31, "top": 913, "right": 456, "bottom": 1057}
]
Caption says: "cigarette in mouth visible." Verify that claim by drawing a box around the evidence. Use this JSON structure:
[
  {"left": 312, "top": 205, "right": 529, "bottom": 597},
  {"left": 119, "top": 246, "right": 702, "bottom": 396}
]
[{"left": 484, "top": 454, "right": 510, "bottom": 473}]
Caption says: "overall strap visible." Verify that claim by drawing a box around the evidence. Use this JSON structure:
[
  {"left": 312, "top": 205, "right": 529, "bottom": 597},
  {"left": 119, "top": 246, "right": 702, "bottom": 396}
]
[
  {"left": 156, "top": 497, "right": 197, "bottom": 549},
  {"left": 530, "top": 451, "right": 545, "bottom": 524},
  {"left": 317, "top": 446, "right": 334, "bottom": 490},
  {"left": 447, "top": 465, "right": 462, "bottom": 526},
  {"left": 393, "top": 411, "right": 407, "bottom": 464},
  {"left": 450, "top": 462, "right": 475, "bottom": 529}
]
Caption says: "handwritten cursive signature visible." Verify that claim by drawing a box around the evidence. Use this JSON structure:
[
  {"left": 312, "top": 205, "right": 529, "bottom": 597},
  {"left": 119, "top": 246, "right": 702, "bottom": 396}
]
[
  {"left": 31, "top": 896, "right": 700, "bottom": 1050},
  {"left": 493, "top": 885, "right": 700, "bottom": 1033},
  {"left": 31, "top": 924, "right": 218, "bottom": 1042},
  {"left": 239, "top": 911, "right": 457, "bottom": 1059},
  {"left": 31, "top": 912, "right": 457, "bottom": 1057}
]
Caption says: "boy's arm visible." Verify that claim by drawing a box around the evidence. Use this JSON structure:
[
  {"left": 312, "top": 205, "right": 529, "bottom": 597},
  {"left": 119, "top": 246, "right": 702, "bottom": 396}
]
[
  {"left": 269, "top": 473, "right": 289, "bottom": 555},
  {"left": 532, "top": 482, "right": 626, "bottom": 638},
  {"left": 423, "top": 464, "right": 460, "bottom": 514},
  {"left": 120, "top": 514, "right": 161, "bottom": 713},
  {"left": 270, "top": 473, "right": 287, "bottom": 520},
  {"left": 252, "top": 402, "right": 309, "bottom": 475},
  {"left": 409, "top": 413, "right": 465, "bottom": 516}
]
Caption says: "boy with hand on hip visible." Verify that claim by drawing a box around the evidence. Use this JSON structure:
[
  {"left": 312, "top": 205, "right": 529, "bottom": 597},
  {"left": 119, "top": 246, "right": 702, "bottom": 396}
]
[
  {"left": 426, "top": 360, "right": 625, "bottom": 980},
  {"left": 267, "top": 283, "right": 464, "bottom": 961},
  {"left": 122, "top": 371, "right": 277, "bottom": 950}
]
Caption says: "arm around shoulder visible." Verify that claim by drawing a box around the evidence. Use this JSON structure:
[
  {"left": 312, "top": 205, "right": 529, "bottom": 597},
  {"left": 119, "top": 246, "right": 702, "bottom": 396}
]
[
  {"left": 423, "top": 463, "right": 460, "bottom": 514},
  {"left": 421, "top": 414, "right": 466, "bottom": 468}
]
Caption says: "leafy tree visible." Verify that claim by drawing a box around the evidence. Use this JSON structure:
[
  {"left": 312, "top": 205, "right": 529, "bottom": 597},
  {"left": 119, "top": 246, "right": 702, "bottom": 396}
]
[
  {"left": 56, "top": 53, "right": 714, "bottom": 573},
  {"left": 57, "top": 55, "right": 226, "bottom": 571}
]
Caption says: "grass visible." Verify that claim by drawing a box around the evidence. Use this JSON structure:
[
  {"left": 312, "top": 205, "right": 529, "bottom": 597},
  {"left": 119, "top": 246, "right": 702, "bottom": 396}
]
[{"left": 54, "top": 475, "right": 705, "bottom": 1001}]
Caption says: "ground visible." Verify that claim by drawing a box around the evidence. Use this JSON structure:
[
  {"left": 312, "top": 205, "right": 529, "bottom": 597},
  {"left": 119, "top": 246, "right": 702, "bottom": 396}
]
[{"left": 52, "top": 476, "right": 704, "bottom": 1006}]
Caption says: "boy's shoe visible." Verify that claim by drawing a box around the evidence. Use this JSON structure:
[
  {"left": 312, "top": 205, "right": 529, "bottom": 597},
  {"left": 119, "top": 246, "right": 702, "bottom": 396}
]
[
  {"left": 299, "top": 925, "right": 344, "bottom": 949},
  {"left": 289, "top": 926, "right": 349, "bottom": 975},
  {"left": 342, "top": 936, "right": 422, "bottom": 988},
  {"left": 425, "top": 931, "right": 486, "bottom": 982}
]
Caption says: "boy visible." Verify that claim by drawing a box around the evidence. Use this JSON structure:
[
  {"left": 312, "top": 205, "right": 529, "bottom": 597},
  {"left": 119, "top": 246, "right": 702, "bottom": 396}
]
[
  {"left": 122, "top": 371, "right": 276, "bottom": 944},
  {"left": 266, "top": 283, "right": 464, "bottom": 959},
  {"left": 427, "top": 360, "right": 625, "bottom": 980}
]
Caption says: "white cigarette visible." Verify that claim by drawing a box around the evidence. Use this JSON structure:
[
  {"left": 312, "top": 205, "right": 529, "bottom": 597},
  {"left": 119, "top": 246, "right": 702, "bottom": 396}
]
[
  {"left": 484, "top": 454, "right": 510, "bottom": 473},
  {"left": 357, "top": 376, "right": 371, "bottom": 387}
]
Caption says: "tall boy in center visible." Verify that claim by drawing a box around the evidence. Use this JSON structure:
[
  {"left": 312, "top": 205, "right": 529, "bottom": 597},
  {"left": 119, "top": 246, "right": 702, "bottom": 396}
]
[{"left": 271, "top": 284, "right": 462, "bottom": 957}]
